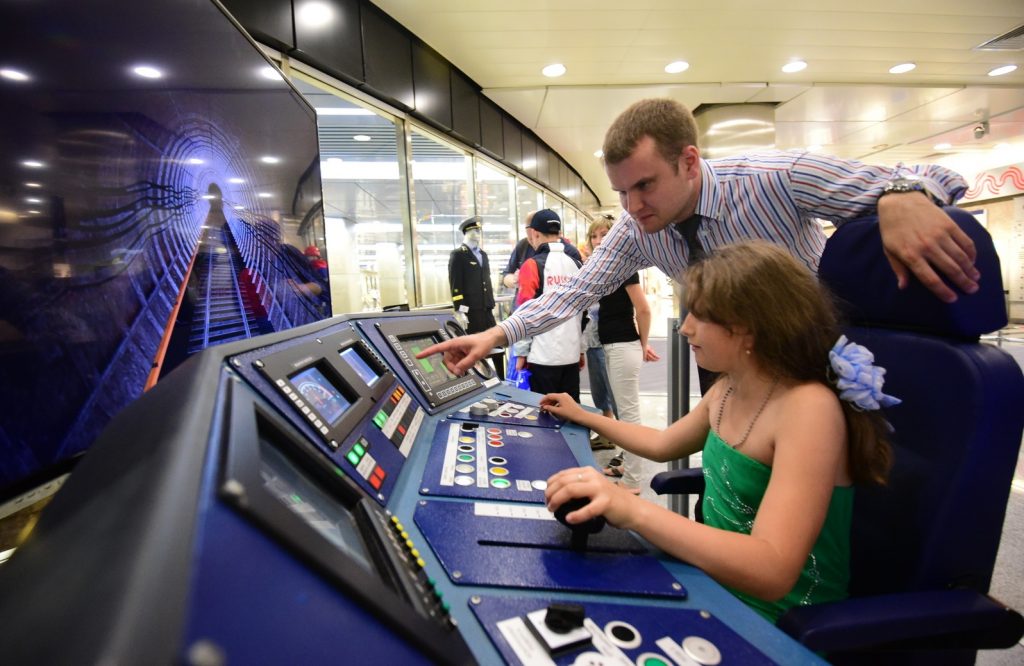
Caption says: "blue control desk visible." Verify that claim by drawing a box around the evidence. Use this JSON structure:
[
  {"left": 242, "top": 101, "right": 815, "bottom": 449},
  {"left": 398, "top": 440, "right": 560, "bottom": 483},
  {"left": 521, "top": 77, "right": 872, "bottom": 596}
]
[{"left": 0, "top": 311, "right": 826, "bottom": 665}]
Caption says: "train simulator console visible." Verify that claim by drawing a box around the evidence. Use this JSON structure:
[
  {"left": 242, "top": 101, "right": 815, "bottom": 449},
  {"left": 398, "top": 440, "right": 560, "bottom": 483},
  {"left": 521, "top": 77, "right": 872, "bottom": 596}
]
[{"left": 0, "top": 311, "right": 826, "bottom": 665}]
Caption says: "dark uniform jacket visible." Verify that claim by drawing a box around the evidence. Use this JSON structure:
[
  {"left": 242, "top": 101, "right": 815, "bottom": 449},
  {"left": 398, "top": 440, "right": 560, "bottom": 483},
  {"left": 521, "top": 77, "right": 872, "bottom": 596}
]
[{"left": 448, "top": 244, "right": 494, "bottom": 311}]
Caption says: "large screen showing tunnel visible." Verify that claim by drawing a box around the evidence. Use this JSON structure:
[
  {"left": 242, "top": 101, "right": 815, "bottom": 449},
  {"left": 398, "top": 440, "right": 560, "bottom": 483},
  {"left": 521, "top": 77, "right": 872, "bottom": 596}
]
[{"left": 0, "top": 0, "right": 328, "bottom": 496}]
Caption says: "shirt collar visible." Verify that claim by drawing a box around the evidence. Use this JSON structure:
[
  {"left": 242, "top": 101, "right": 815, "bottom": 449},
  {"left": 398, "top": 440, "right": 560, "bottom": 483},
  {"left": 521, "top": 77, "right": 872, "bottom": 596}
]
[{"left": 695, "top": 158, "right": 722, "bottom": 223}]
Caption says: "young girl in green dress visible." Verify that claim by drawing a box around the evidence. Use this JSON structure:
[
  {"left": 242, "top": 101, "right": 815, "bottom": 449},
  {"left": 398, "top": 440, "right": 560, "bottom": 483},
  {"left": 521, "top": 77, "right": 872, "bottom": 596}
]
[{"left": 541, "top": 240, "right": 898, "bottom": 622}]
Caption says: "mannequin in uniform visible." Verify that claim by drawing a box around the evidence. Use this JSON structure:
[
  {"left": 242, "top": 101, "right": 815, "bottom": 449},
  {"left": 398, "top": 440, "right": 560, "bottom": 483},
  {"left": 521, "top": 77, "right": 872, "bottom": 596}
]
[{"left": 448, "top": 216, "right": 504, "bottom": 379}]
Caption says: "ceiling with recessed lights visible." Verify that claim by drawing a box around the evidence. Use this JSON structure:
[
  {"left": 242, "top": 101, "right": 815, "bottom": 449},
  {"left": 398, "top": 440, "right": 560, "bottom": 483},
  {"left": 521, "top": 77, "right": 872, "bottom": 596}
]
[{"left": 371, "top": 0, "right": 1024, "bottom": 208}]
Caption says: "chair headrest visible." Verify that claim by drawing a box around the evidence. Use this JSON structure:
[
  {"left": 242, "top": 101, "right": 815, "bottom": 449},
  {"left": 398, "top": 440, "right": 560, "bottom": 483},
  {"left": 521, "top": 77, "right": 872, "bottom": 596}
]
[{"left": 818, "top": 207, "right": 1007, "bottom": 338}]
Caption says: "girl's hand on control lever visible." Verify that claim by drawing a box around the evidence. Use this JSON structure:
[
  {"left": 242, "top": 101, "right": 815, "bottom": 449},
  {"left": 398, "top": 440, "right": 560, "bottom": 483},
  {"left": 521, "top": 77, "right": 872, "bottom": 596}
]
[{"left": 545, "top": 466, "right": 643, "bottom": 530}]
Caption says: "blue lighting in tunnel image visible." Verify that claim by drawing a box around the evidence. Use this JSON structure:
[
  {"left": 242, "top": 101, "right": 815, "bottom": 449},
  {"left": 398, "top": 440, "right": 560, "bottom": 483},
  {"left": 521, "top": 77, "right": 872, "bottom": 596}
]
[{"left": 0, "top": 0, "right": 328, "bottom": 494}]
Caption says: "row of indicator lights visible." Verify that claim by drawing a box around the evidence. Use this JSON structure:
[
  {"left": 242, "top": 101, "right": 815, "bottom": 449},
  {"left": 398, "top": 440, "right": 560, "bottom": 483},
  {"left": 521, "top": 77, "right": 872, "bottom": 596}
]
[
  {"left": 455, "top": 429, "right": 513, "bottom": 489},
  {"left": 346, "top": 437, "right": 388, "bottom": 490},
  {"left": 388, "top": 515, "right": 451, "bottom": 615}
]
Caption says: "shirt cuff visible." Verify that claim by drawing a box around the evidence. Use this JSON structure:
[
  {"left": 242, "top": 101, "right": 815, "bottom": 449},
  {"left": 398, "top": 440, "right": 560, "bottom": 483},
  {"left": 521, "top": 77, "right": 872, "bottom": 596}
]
[{"left": 499, "top": 317, "right": 525, "bottom": 345}]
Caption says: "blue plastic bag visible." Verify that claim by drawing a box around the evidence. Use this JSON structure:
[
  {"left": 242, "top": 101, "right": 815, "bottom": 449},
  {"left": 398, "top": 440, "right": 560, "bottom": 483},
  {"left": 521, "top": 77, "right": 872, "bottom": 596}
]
[{"left": 504, "top": 351, "right": 531, "bottom": 390}]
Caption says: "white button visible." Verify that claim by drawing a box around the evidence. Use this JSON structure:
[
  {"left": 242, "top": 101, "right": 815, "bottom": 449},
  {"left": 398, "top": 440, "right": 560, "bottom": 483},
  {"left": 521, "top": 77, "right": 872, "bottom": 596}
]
[{"left": 682, "top": 636, "right": 722, "bottom": 665}]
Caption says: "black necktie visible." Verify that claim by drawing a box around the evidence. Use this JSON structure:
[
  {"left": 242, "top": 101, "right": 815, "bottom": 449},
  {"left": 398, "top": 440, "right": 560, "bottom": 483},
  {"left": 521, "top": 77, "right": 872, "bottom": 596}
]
[{"left": 675, "top": 214, "right": 706, "bottom": 263}]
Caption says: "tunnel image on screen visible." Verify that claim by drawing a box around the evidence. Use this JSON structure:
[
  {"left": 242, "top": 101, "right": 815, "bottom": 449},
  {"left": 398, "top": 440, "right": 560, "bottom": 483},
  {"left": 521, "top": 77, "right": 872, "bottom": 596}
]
[
  {"left": 290, "top": 367, "right": 353, "bottom": 426},
  {"left": 0, "top": 0, "right": 327, "bottom": 496},
  {"left": 400, "top": 336, "right": 457, "bottom": 388}
]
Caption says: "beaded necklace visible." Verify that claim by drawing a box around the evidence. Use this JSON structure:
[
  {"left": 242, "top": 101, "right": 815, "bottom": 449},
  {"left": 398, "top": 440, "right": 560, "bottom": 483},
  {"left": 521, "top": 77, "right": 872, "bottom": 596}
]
[{"left": 716, "top": 376, "right": 780, "bottom": 449}]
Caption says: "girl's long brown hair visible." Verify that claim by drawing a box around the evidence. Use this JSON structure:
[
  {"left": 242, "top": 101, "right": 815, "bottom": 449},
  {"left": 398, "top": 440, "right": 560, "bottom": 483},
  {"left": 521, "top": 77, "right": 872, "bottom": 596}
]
[{"left": 684, "top": 241, "right": 892, "bottom": 485}]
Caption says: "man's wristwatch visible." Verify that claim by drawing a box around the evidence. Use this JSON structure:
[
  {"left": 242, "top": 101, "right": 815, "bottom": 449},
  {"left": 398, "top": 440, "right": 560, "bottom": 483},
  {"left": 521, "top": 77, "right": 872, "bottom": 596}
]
[{"left": 879, "top": 176, "right": 940, "bottom": 204}]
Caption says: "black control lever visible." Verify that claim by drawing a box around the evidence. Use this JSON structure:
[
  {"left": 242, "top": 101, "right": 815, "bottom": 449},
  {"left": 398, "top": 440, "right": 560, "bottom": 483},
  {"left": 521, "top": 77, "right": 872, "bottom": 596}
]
[{"left": 553, "top": 497, "right": 606, "bottom": 551}]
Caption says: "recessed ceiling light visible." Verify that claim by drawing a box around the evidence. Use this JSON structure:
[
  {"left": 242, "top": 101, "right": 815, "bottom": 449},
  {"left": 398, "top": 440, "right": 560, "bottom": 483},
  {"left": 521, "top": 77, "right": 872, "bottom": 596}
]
[
  {"left": 593, "top": 150, "right": 604, "bottom": 158},
  {"left": 933, "top": 142, "right": 952, "bottom": 150},
  {"left": 781, "top": 60, "right": 807, "bottom": 73},
  {"left": 888, "top": 63, "right": 916, "bottom": 74},
  {"left": 25, "top": 197, "right": 42, "bottom": 204},
  {"left": 20, "top": 160, "right": 45, "bottom": 168},
  {"left": 352, "top": 134, "right": 371, "bottom": 142},
  {"left": 987, "top": 64, "right": 1018, "bottom": 77},
  {"left": 297, "top": 2, "right": 334, "bottom": 27},
  {"left": 260, "top": 155, "right": 281, "bottom": 164},
  {"left": 664, "top": 60, "right": 690, "bottom": 74},
  {"left": 259, "top": 66, "right": 283, "bottom": 81},
  {"left": 542, "top": 63, "right": 566, "bottom": 78},
  {"left": 132, "top": 65, "right": 163, "bottom": 79},
  {"left": 24, "top": 182, "right": 41, "bottom": 188},
  {"left": 0, "top": 68, "right": 30, "bottom": 82},
  {"left": 258, "top": 192, "right": 273, "bottom": 198}
]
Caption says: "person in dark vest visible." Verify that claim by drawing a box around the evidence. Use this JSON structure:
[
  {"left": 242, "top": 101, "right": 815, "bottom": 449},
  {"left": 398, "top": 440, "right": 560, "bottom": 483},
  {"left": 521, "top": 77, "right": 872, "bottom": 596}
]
[
  {"left": 512, "top": 209, "right": 586, "bottom": 400},
  {"left": 448, "top": 216, "right": 504, "bottom": 379}
]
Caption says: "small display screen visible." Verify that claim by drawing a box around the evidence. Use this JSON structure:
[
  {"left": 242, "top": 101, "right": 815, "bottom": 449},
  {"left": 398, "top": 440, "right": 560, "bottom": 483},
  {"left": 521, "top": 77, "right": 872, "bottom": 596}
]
[
  {"left": 258, "top": 437, "right": 373, "bottom": 573},
  {"left": 340, "top": 346, "right": 381, "bottom": 387},
  {"left": 399, "top": 335, "right": 456, "bottom": 388},
  {"left": 290, "top": 366, "right": 353, "bottom": 426}
]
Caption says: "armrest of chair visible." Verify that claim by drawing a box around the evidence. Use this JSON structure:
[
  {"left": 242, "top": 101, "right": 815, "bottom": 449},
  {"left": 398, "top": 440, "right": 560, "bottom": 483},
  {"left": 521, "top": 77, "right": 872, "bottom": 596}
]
[
  {"left": 650, "top": 468, "right": 705, "bottom": 496},
  {"left": 777, "top": 588, "right": 1024, "bottom": 653}
]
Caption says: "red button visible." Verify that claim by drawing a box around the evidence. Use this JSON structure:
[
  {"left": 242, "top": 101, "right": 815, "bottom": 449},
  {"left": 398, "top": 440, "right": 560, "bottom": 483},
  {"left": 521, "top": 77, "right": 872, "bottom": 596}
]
[
  {"left": 373, "top": 466, "right": 387, "bottom": 480},
  {"left": 369, "top": 475, "right": 382, "bottom": 490},
  {"left": 398, "top": 425, "right": 407, "bottom": 435}
]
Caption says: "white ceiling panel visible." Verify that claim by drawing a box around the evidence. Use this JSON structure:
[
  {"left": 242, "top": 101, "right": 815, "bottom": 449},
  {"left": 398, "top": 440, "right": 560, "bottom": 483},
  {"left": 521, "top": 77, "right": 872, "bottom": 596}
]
[{"left": 373, "top": 0, "right": 1024, "bottom": 207}]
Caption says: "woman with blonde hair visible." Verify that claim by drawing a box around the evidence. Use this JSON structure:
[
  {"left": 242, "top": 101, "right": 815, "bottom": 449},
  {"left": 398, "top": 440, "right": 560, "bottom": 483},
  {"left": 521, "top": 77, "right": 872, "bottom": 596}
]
[{"left": 586, "top": 215, "right": 660, "bottom": 493}]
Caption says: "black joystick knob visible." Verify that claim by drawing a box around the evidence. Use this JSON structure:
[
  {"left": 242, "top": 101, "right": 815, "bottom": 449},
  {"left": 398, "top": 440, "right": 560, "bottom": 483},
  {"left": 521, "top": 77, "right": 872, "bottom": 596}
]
[
  {"left": 553, "top": 497, "right": 606, "bottom": 551},
  {"left": 544, "top": 602, "right": 585, "bottom": 634}
]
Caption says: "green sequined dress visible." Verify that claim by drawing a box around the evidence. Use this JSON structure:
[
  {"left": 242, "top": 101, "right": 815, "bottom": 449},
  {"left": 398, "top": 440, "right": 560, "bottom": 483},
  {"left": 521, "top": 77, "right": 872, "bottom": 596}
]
[{"left": 701, "top": 430, "right": 854, "bottom": 622}]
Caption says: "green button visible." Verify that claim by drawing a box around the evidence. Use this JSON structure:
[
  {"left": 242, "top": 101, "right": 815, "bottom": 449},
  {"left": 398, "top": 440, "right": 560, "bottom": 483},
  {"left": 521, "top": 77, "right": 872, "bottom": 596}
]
[
  {"left": 640, "top": 657, "right": 670, "bottom": 666},
  {"left": 374, "top": 411, "right": 388, "bottom": 426},
  {"left": 346, "top": 451, "right": 361, "bottom": 466},
  {"left": 353, "top": 442, "right": 366, "bottom": 456}
]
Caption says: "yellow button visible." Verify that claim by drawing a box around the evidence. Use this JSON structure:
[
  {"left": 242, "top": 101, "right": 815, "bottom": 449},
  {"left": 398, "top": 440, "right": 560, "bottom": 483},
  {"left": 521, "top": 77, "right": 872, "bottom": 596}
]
[
  {"left": 405, "top": 539, "right": 414, "bottom": 549},
  {"left": 411, "top": 548, "right": 420, "bottom": 558},
  {"left": 401, "top": 531, "right": 408, "bottom": 540},
  {"left": 416, "top": 557, "right": 426, "bottom": 568}
]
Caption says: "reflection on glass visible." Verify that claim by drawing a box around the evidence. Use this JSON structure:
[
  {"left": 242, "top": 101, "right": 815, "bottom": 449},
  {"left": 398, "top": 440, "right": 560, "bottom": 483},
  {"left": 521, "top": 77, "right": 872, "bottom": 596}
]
[
  {"left": 258, "top": 436, "right": 373, "bottom": 572},
  {"left": 293, "top": 76, "right": 408, "bottom": 313},
  {"left": 409, "top": 129, "right": 472, "bottom": 307},
  {"left": 474, "top": 161, "right": 516, "bottom": 307}
]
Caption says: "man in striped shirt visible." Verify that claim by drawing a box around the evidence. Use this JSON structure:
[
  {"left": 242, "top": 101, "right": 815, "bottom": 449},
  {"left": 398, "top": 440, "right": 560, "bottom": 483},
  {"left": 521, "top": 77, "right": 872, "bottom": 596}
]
[{"left": 422, "top": 98, "right": 979, "bottom": 375}]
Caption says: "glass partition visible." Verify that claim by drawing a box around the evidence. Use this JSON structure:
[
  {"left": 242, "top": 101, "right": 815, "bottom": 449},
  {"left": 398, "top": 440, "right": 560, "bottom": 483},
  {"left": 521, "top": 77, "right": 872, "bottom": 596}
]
[
  {"left": 293, "top": 75, "right": 409, "bottom": 313},
  {"left": 295, "top": 69, "right": 596, "bottom": 312},
  {"left": 474, "top": 160, "right": 517, "bottom": 306},
  {"left": 408, "top": 128, "right": 473, "bottom": 307}
]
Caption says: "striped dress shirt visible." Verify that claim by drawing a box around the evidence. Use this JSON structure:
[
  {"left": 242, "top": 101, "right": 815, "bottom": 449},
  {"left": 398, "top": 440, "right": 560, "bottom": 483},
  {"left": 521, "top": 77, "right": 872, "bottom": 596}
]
[{"left": 499, "top": 151, "right": 967, "bottom": 343}]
